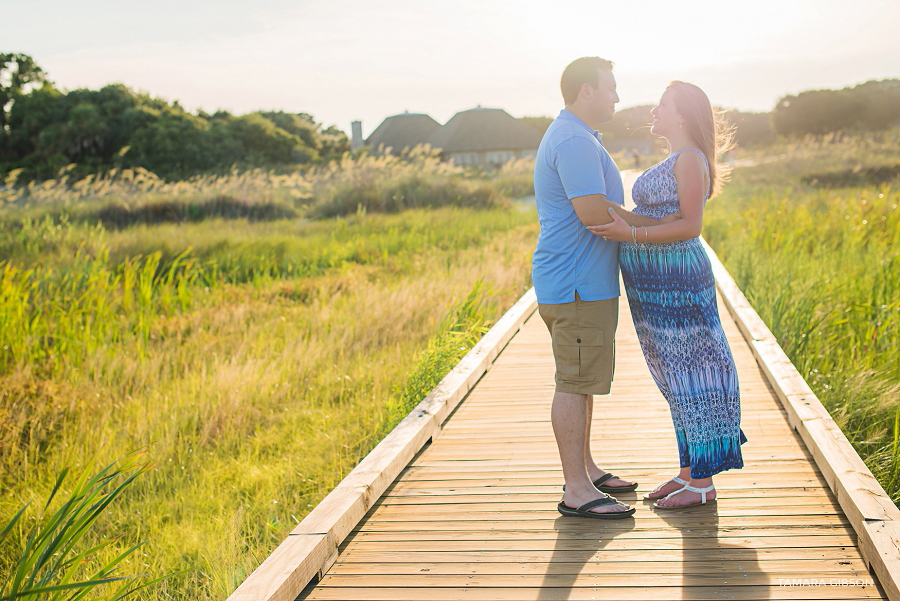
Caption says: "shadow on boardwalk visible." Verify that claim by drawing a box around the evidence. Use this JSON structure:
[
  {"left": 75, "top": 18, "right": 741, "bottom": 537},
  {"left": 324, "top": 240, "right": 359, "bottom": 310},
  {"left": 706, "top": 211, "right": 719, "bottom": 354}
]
[
  {"left": 539, "top": 512, "right": 635, "bottom": 600},
  {"left": 656, "top": 503, "right": 765, "bottom": 600}
]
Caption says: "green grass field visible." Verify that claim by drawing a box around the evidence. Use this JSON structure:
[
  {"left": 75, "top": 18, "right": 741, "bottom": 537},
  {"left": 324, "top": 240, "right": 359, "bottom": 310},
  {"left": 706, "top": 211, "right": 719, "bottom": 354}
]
[{"left": 0, "top": 157, "right": 538, "bottom": 599}]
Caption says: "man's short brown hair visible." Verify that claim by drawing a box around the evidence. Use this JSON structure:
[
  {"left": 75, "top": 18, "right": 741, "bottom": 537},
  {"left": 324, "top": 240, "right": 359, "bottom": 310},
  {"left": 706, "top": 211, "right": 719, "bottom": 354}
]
[{"left": 561, "top": 57, "right": 614, "bottom": 105}]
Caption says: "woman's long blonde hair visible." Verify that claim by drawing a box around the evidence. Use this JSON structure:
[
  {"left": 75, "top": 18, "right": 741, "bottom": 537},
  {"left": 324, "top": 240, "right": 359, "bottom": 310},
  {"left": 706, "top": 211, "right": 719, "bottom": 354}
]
[{"left": 667, "top": 81, "right": 735, "bottom": 199}]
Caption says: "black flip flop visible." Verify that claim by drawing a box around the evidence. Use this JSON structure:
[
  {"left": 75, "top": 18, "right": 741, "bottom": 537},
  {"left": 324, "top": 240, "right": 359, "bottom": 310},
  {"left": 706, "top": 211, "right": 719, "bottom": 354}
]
[
  {"left": 557, "top": 496, "right": 636, "bottom": 519},
  {"left": 593, "top": 473, "right": 639, "bottom": 494},
  {"left": 562, "top": 473, "right": 639, "bottom": 494}
]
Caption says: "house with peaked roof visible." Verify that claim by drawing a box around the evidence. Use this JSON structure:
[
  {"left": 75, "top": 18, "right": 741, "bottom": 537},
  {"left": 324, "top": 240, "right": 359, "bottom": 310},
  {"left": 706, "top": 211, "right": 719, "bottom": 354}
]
[
  {"left": 365, "top": 112, "right": 440, "bottom": 156},
  {"left": 425, "top": 107, "right": 542, "bottom": 168}
]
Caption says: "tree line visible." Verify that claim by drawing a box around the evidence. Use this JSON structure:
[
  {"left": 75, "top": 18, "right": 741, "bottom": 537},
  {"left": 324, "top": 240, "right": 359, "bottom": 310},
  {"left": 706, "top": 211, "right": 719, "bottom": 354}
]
[
  {"left": 773, "top": 79, "right": 900, "bottom": 136},
  {"left": 0, "top": 53, "right": 348, "bottom": 183},
  {"left": 3, "top": 51, "right": 899, "bottom": 184},
  {"left": 526, "top": 79, "right": 900, "bottom": 148}
]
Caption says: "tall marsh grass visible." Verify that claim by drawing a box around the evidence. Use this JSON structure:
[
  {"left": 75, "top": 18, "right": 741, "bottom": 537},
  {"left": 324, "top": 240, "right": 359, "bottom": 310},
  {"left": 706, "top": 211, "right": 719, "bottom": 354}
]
[
  {"left": 0, "top": 192, "right": 538, "bottom": 599},
  {"left": 0, "top": 454, "right": 174, "bottom": 601},
  {"left": 705, "top": 132, "right": 900, "bottom": 501},
  {"left": 0, "top": 208, "right": 534, "bottom": 377}
]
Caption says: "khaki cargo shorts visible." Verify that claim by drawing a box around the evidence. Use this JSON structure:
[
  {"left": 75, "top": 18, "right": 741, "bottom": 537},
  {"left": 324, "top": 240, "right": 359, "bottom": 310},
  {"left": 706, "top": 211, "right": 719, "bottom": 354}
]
[{"left": 538, "top": 292, "right": 618, "bottom": 395}]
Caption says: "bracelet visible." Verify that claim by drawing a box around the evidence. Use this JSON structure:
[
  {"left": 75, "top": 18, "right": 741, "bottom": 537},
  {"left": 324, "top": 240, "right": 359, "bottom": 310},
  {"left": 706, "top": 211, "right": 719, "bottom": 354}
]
[
  {"left": 642, "top": 226, "right": 648, "bottom": 242},
  {"left": 630, "top": 226, "right": 636, "bottom": 243}
]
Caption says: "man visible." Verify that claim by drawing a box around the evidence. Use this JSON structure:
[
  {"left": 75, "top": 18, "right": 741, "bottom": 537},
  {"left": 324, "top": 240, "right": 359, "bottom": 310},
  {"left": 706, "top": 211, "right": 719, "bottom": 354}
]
[{"left": 533, "top": 57, "right": 670, "bottom": 518}]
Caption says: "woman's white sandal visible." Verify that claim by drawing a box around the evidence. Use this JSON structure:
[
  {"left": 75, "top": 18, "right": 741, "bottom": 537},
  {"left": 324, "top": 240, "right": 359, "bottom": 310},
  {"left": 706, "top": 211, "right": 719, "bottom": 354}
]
[
  {"left": 653, "top": 483, "right": 716, "bottom": 509},
  {"left": 642, "top": 476, "right": 689, "bottom": 500}
]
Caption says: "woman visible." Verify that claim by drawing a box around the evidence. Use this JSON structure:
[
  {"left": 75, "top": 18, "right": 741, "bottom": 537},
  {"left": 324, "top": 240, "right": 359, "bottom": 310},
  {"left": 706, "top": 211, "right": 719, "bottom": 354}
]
[{"left": 589, "top": 81, "right": 746, "bottom": 509}]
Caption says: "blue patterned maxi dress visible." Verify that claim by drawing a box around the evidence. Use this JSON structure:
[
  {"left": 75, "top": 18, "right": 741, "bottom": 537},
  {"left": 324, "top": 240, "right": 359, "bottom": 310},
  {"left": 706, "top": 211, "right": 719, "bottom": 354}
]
[{"left": 620, "top": 148, "right": 746, "bottom": 479}]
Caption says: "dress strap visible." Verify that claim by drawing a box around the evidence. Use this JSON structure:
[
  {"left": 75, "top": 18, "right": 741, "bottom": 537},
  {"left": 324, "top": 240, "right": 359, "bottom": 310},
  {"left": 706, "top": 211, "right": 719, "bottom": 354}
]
[{"left": 677, "top": 148, "right": 709, "bottom": 169}]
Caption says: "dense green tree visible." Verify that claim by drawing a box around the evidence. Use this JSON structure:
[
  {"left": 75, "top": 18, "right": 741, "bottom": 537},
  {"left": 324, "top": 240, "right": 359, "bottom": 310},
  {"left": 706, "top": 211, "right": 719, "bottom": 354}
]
[
  {"left": 3, "top": 94, "right": 347, "bottom": 181},
  {"left": 520, "top": 116, "right": 553, "bottom": 136},
  {"left": 6, "top": 84, "right": 163, "bottom": 179},
  {"left": 124, "top": 109, "right": 222, "bottom": 179},
  {"left": 598, "top": 105, "right": 655, "bottom": 142},
  {"left": 723, "top": 110, "right": 774, "bottom": 146},
  {"left": 318, "top": 124, "right": 350, "bottom": 159},
  {"left": 227, "top": 113, "right": 303, "bottom": 165},
  {"left": 773, "top": 89, "right": 861, "bottom": 136},
  {"left": 258, "top": 111, "right": 349, "bottom": 161},
  {"left": 1, "top": 52, "right": 48, "bottom": 163},
  {"left": 0, "top": 55, "right": 352, "bottom": 182},
  {"left": 853, "top": 80, "right": 900, "bottom": 131},
  {"left": 0, "top": 53, "right": 45, "bottom": 131},
  {"left": 773, "top": 79, "right": 900, "bottom": 136},
  {"left": 259, "top": 111, "right": 319, "bottom": 150},
  {"left": 4, "top": 83, "right": 66, "bottom": 176}
]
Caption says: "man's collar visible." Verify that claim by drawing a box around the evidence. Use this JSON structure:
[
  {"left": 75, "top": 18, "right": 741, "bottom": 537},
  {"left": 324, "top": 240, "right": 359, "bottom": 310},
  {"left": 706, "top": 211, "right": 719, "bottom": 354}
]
[{"left": 559, "top": 109, "right": 603, "bottom": 143}]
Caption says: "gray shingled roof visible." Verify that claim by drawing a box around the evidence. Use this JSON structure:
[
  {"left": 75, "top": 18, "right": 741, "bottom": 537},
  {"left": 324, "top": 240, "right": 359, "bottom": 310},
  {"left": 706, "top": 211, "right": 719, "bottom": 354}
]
[
  {"left": 425, "top": 107, "right": 542, "bottom": 153},
  {"left": 365, "top": 113, "right": 440, "bottom": 154}
]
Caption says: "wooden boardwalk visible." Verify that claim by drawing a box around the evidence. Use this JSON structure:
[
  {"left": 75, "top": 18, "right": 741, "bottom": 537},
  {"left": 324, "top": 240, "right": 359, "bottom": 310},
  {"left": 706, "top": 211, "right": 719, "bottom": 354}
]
[
  {"left": 292, "top": 291, "right": 887, "bottom": 599},
  {"left": 229, "top": 236, "right": 900, "bottom": 601}
]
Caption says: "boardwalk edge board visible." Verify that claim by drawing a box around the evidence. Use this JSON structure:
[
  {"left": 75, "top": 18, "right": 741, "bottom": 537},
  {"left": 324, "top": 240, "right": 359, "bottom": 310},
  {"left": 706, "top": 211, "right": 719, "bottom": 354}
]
[
  {"left": 700, "top": 236, "right": 900, "bottom": 601},
  {"left": 226, "top": 288, "right": 539, "bottom": 601}
]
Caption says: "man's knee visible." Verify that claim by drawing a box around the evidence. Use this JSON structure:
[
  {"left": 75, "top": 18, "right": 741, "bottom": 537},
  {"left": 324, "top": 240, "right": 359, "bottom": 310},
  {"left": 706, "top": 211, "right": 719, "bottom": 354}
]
[{"left": 553, "top": 390, "right": 589, "bottom": 404}]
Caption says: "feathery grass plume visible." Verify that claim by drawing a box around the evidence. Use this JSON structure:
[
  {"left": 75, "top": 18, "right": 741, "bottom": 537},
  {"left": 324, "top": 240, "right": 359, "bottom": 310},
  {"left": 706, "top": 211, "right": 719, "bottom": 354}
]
[{"left": 0, "top": 147, "right": 532, "bottom": 223}]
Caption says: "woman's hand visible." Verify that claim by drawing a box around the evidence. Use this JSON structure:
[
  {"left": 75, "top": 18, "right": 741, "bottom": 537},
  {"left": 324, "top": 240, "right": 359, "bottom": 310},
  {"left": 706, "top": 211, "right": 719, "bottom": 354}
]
[{"left": 587, "top": 208, "right": 632, "bottom": 241}]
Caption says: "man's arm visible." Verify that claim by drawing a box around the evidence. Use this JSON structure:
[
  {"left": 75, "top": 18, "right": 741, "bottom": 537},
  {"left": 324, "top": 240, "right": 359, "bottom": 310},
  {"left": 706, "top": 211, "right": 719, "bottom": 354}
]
[{"left": 570, "top": 194, "right": 675, "bottom": 227}]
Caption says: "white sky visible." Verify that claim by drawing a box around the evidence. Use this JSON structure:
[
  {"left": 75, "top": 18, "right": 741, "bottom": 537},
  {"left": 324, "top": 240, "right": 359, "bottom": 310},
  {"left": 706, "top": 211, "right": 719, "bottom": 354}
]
[{"left": 3, "top": 0, "right": 899, "bottom": 137}]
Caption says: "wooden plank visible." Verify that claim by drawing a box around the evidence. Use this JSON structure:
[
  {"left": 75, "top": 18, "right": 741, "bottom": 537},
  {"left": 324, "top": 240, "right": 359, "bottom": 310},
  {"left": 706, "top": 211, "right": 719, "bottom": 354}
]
[
  {"left": 390, "top": 468, "right": 823, "bottom": 481},
  {"left": 402, "top": 457, "right": 816, "bottom": 468},
  {"left": 299, "top": 585, "right": 881, "bottom": 600},
  {"left": 700, "top": 237, "right": 900, "bottom": 601},
  {"left": 327, "top": 558, "right": 869, "bottom": 574},
  {"left": 314, "top": 571, "right": 879, "bottom": 587},
  {"left": 335, "top": 534, "right": 859, "bottom": 552},
  {"left": 227, "top": 535, "right": 329, "bottom": 601},
  {"left": 334, "top": 547, "right": 868, "bottom": 564},
  {"left": 358, "top": 508, "right": 850, "bottom": 526},
  {"left": 227, "top": 290, "right": 538, "bottom": 600},
  {"left": 385, "top": 472, "right": 827, "bottom": 488},
  {"left": 355, "top": 521, "right": 853, "bottom": 536},
  {"left": 356, "top": 512, "right": 852, "bottom": 534},
  {"left": 370, "top": 490, "right": 839, "bottom": 503}
]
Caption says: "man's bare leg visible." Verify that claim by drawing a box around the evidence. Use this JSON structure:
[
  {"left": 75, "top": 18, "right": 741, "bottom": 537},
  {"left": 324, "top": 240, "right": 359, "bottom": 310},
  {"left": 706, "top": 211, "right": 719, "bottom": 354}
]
[
  {"left": 583, "top": 394, "right": 635, "bottom": 487},
  {"left": 554, "top": 391, "right": 630, "bottom": 514}
]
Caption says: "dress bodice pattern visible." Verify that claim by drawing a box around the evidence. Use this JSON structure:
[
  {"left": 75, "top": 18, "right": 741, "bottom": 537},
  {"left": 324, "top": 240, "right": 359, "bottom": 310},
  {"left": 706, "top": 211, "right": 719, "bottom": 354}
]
[{"left": 631, "top": 149, "right": 709, "bottom": 219}]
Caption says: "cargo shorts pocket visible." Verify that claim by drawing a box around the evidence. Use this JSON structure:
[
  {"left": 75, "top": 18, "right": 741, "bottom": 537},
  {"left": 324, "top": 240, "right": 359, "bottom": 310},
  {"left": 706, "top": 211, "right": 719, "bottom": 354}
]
[{"left": 552, "top": 328, "right": 605, "bottom": 380}]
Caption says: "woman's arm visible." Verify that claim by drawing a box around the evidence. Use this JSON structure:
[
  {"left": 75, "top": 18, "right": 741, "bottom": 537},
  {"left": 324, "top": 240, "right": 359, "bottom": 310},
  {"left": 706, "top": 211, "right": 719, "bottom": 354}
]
[
  {"left": 586, "top": 152, "right": 707, "bottom": 243},
  {"left": 571, "top": 194, "right": 679, "bottom": 227}
]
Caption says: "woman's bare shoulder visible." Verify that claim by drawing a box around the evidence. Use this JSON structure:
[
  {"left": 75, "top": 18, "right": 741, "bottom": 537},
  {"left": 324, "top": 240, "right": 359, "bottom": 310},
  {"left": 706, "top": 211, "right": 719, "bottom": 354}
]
[{"left": 673, "top": 150, "right": 708, "bottom": 182}]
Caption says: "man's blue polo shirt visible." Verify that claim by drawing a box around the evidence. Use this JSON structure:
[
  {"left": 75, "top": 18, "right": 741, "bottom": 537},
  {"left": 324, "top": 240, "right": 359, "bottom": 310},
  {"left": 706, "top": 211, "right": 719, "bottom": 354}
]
[{"left": 532, "top": 110, "right": 624, "bottom": 305}]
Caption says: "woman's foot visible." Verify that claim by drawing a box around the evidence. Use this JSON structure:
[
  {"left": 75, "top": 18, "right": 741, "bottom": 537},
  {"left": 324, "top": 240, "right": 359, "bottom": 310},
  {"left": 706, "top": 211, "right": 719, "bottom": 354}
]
[
  {"left": 642, "top": 476, "right": 689, "bottom": 500},
  {"left": 654, "top": 479, "right": 716, "bottom": 508}
]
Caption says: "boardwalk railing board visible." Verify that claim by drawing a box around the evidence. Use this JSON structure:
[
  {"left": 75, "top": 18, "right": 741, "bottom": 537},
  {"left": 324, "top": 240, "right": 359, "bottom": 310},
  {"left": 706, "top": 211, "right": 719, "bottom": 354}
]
[
  {"left": 700, "top": 236, "right": 900, "bottom": 601},
  {"left": 226, "top": 288, "right": 538, "bottom": 601}
]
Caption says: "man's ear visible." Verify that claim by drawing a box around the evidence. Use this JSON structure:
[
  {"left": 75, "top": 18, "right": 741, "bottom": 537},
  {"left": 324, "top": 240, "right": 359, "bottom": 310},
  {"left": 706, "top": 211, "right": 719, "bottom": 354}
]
[{"left": 580, "top": 82, "right": 593, "bottom": 100}]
